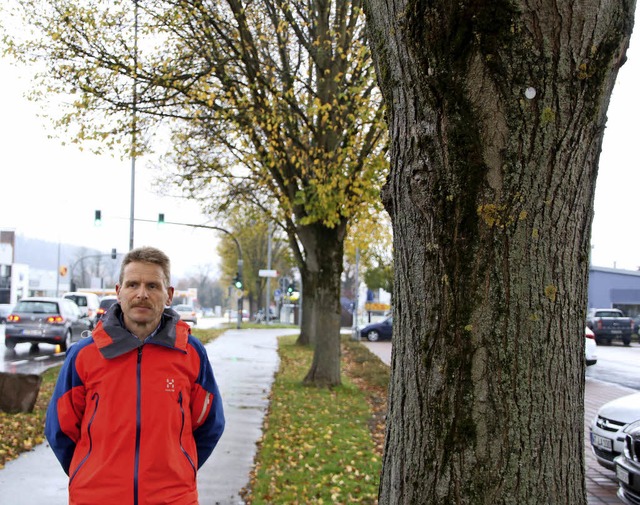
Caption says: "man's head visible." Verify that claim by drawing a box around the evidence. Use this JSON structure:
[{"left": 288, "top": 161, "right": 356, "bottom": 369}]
[{"left": 116, "top": 246, "right": 174, "bottom": 338}]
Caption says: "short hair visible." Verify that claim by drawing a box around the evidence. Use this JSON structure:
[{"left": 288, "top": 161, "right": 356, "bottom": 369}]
[{"left": 119, "top": 246, "right": 171, "bottom": 287}]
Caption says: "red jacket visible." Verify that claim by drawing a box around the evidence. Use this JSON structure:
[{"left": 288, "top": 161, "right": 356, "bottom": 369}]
[{"left": 45, "top": 306, "right": 225, "bottom": 505}]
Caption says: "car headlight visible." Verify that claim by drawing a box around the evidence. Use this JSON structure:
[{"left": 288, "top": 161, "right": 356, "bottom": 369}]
[{"left": 624, "top": 420, "right": 640, "bottom": 434}]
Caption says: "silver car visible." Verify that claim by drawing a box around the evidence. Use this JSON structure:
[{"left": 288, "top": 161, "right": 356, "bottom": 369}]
[
  {"left": 590, "top": 392, "right": 640, "bottom": 470},
  {"left": 5, "top": 297, "right": 91, "bottom": 351},
  {"left": 173, "top": 304, "right": 198, "bottom": 326}
]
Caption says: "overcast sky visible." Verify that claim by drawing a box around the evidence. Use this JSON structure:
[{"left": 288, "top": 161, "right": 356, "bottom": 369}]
[{"left": 0, "top": 11, "right": 639, "bottom": 277}]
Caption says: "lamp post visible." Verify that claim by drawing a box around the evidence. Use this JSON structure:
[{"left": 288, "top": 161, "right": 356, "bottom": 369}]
[{"left": 129, "top": 0, "right": 139, "bottom": 251}]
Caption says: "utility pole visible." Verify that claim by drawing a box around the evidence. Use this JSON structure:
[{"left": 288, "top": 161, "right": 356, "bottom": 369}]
[{"left": 265, "top": 222, "right": 272, "bottom": 323}]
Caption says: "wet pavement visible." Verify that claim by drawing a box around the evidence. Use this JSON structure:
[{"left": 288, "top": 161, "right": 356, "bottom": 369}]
[{"left": 0, "top": 326, "right": 298, "bottom": 505}]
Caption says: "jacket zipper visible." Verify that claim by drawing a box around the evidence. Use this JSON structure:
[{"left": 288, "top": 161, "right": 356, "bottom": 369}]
[
  {"left": 133, "top": 346, "right": 143, "bottom": 505},
  {"left": 178, "top": 391, "right": 197, "bottom": 477},
  {"left": 69, "top": 392, "right": 99, "bottom": 486}
]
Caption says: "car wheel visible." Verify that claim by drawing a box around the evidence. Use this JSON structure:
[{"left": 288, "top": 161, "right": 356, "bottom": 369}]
[
  {"left": 607, "top": 338, "right": 613, "bottom": 345},
  {"left": 5, "top": 339, "right": 16, "bottom": 350},
  {"left": 623, "top": 336, "right": 631, "bottom": 346},
  {"left": 366, "top": 330, "right": 380, "bottom": 342},
  {"left": 60, "top": 330, "right": 72, "bottom": 352}
]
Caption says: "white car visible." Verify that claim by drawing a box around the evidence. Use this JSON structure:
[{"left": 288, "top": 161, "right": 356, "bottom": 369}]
[
  {"left": 585, "top": 326, "right": 598, "bottom": 366},
  {"left": 590, "top": 392, "right": 640, "bottom": 470}
]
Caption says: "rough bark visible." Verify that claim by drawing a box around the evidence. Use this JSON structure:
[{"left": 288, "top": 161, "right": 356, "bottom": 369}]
[
  {"left": 363, "top": 0, "right": 635, "bottom": 503},
  {"left": 294, "top": 222, "right": 346, "bottom": 387}
]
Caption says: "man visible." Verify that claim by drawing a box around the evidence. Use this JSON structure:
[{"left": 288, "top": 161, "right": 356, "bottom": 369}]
[{"left": 46, "top": 246, "right": 225, "bottom": 505}]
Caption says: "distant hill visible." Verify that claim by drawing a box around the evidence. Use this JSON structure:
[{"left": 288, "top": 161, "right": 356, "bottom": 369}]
[{"left": 14, "top": 235, "right": 102, "bottom": 270}]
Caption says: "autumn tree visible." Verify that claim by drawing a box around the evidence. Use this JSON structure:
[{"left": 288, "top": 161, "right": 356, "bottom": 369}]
[
  {"left": 5, "top": 0, "right": 388, "bottom": 386},
  {"left": 216, "top": 207, "right": 294, "bottom": 317},
  {"left": 363, "top": 1, "right": 635, "bottom": 503}
]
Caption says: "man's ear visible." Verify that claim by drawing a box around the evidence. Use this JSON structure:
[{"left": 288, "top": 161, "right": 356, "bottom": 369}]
[{"left": 166, "top": 286, "right": 175, "bottom": 306}]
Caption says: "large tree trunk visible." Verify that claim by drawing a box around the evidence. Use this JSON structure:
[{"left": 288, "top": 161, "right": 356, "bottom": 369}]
[
  {"left": 295, "top": 222, "right": 346, "bottom": 387},
  {"left": 364, "top": 1, "right": 635, "bottom": 503}
]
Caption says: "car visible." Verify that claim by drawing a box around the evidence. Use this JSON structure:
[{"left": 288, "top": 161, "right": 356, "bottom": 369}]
[
  {"left": 96, "top": 295, "right": 119, "bottom": 322},
  {"left": 614, "top": 423, "right": 640, "bottom": 504},
  {"left": 4, "top": 296, "right": 92, "bottom": 351},
  {"left": 63, "top": 292, "right": 101, "bottom": 328},
  {"left": 585, "top": 326, "right": 598, "bottom": 366},
  {"left": 359, "top": 316, "right": 393, "bottom": 342},
  {"left": 173, "top": 304, "right": 197, "bottom": 326},
  {"left": 590, "top": 392, "right": 640, "bottom": 470},
  {"left": 0, "top": 304, "right": 12, "bottom": 324}
]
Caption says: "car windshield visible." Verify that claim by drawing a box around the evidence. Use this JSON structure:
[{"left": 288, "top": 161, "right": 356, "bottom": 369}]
[
  {"left": 14, "top": 301, "right": 58, "bottom": 314},
  {"left": 65, "top": 295, "right": 87, "bottom": 307}
]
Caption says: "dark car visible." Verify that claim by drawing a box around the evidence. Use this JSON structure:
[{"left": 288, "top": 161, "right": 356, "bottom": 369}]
[
  {"left": 615, "top": 423, "right": 640, "bottom": 504},
  {"left": 359, "top": 316, "right": 393, "bottom": 342},
  {"left": 96, "top": 295, "right": 119, "bottom": 322},
  {"left": 5, "top": 297, "right": 91, "bottom": 351}
]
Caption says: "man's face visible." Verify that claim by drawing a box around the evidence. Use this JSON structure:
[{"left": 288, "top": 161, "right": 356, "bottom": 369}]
[{"left": 116, "top": 261, "right": 174, "bottom": 332}]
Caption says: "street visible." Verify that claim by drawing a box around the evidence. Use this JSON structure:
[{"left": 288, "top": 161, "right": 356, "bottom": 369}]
[{"left": 586, "top": 341, "right": 640, "bottom": 390}]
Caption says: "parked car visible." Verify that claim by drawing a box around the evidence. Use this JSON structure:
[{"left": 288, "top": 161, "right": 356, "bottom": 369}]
[
  {"left": 63, "top": 292, "right": 101, "bottom": 328},
  {"left": 173, "top": 304, "right": 197, "bottom": 326},
  {"left": 586, "top": 308, "right": 634, "bottom": 346},
  {"left": 4, "top": 297, "right": 92, "bottom": 351},
  {"left": 360, "top": 316, "right": 393, "bottom": 342},
  {"left": 585, "top": 326, "right": 598, "bottom": 366},
  {"left": 614, "top": 423, "right": 640, "bottom": 504},
  {"left": 96, "top": 295, "right": 119, "bottom": 322},
  {"left": 590, "top": 392, "right": 640, "bottom": 470},
  {"left": 0, "top": 304, "right": 12, "bottom": 324}
]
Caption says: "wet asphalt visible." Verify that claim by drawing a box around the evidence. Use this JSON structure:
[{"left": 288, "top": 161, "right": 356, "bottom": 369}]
[{"left": 0, "top": 326, "right": 299, "bottom": 505}]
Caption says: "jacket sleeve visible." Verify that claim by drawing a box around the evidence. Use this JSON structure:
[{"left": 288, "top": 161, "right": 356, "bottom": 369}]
[
  {"left": 189, "top": 337, "right": 225, "bottom": 468},
  {"left": 45, "top": 343, "right": 87, "bottom": 475}
]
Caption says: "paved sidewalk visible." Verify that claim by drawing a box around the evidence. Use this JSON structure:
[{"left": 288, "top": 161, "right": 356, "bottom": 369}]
[
  {"left": 0, "top": 328, "right": 297, "bottom": 505},
  {"left": 362, "top": 341, "right": 631, "bottom": 504}
]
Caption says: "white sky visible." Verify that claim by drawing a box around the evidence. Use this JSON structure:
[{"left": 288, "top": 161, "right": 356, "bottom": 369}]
[{"left": 0, "top": 12, "right": 639, "bottom": 276}]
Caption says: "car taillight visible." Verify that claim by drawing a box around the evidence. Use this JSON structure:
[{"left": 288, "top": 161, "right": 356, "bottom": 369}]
[
  {"left": 585, "top": 332, "right": 595, "bottom": 340},
  {"left": 597, "top": 320, "right": 603, "bottom": 330},
  {"left": 47, "top": 315, "right": 64, "bottom": 324},
  {"left": 97, "top": 308, "right": 106, "bottom": 316},
  {"left": 8, "top": 314, "right": 19, "bottom": 322}
]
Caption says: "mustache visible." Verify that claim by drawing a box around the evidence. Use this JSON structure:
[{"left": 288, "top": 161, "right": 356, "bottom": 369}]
[{"left": 131, "top": 303, "right": 153, "bottom": 309}]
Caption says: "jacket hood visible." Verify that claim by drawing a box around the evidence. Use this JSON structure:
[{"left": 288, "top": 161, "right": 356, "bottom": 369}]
[{"left": 92, "top": 304, "right": 190, "bottom": 359}]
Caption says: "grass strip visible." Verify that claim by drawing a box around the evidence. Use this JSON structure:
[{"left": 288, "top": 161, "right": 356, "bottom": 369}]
[
  {"left": 0, "top": 327, "right": 224, "bottom": 469},
  {"left": 245, "top": 335, "right": 389, "bottom": 504}
]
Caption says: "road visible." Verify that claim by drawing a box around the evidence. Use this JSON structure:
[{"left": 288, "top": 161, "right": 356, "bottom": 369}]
[{"left": 586, "top": 341, "right": 640, "bottom": 390}]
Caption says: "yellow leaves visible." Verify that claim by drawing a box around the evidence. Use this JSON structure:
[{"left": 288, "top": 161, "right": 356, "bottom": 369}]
[{"left": 248, "top": 337, "right": 382, "bottom": 503}]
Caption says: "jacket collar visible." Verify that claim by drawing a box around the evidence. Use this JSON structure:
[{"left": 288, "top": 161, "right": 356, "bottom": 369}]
[{"left": 92, "top": 304, "right": 190, "bottom": 359}]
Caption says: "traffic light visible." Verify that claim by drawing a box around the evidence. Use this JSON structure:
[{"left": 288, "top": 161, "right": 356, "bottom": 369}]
[
  {"left": 111, "top": 248, "right": 117, "bottom": 259},
  {"left": 59, "top": 266, "right": 68, "bottom": 276},
  {"left": 233, "top": 273, "right": 243, "bottom": 290},
  {"left": 94, "top": 210, "right": 102, "bottom": 226},
  {"left": 287, "top": 281, "right": 296, "bottom": 294},
  {"left": 158, "top": 213, "right": 165, "bottom": 224}
]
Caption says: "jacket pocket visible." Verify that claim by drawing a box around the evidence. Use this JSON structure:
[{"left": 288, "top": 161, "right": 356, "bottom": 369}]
[
  {"left": 69, "top": 393, "right": 100, "bottom": 486},
  {"left": 177, "top": 391, "right": 197, "bottom": 478}
]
